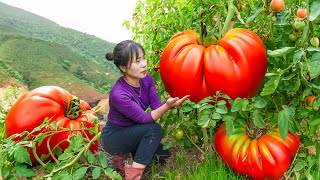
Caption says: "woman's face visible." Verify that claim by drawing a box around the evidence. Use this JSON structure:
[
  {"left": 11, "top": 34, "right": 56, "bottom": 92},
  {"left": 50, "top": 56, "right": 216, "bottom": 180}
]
[{"left": 122, "top": 48, "right": 147, "bottom": 80}]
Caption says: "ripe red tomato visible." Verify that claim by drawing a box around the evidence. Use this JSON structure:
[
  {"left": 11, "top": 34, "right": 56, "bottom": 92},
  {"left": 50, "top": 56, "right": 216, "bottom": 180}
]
[
  {"left": 160, "top": 28, "right": 267, "bottom": 102},
  {"left": 306, "top": 95, "right": 316, "bottom": 106},
  {"left": 214, "top": 120, "right": 300, "bottom": 180},
  {"left": 270, "top": 0, "right": 285, "bottom": 12},
  {"left": 5, "top": 86, "right": 100, "bottom": 165},
  {"left": 297, "top": 8, "right": 307, "bottom": 19}
]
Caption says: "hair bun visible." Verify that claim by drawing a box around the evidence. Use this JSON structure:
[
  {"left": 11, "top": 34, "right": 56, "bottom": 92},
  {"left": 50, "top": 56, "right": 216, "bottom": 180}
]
[{"left": 105, "top": 52, "right": 114, "bottom": 61}]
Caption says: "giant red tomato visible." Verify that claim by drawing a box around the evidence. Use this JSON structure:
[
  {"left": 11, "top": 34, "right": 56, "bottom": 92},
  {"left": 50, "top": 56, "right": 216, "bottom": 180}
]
[
  {"left": 160, "top": 28, "right": 267, "bottom": 103},
  {"left": 5, "top": 86, "right": 100, "bottom": 165},
  {"left": 214, "top": 120, "right": 300, "bottom": 180}
]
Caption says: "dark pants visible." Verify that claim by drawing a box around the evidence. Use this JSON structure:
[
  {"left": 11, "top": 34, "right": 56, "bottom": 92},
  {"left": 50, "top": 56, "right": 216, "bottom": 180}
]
[{"left": 101, "top": 121, "right": 170, "bottom": 165}]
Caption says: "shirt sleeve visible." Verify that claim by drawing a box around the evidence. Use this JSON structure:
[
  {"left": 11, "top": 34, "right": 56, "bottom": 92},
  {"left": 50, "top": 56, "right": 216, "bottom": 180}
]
[
  {"left": 148, "top": 76, "right": 166, "bottom": 110},
  {"left": 111, "top": 90, "right": 155, "bottom": 124}
]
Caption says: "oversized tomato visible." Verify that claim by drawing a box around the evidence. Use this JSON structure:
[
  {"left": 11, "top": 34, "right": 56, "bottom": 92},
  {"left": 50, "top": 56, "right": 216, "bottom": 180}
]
[
  {"left": 160, "top": 28, "right": 267, "bottom": 103},
  {"left": 5, "top": 86, "right": 100, "bottom": 165},
  {"left": 214, "top": 120, "right": 300, "bottom": 180}
]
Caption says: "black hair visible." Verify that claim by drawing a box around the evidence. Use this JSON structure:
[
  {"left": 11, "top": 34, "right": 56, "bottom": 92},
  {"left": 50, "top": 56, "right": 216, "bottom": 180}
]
[{"left": 105, "top": 40, "right": 145, "bottom": 73}]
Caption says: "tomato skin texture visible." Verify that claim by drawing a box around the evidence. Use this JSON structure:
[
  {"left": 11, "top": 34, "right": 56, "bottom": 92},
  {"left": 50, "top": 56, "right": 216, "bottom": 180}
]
[
  {"left": 270, "top": 0, "right": 285, "bottom": 12},
  {"left": 5, "top": 86, "right": 100, "bottom": 165},
  {"left": 214, "top": 120, "right": 300, "bottom": 180},
  {"left": 160, "top": 28, "right": 267, "bottom": 102}
]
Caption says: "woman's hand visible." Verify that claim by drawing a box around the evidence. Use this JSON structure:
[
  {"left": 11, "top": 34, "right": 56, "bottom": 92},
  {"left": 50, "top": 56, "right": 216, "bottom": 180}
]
[{"left": 166, "top": 95, "right": 190, "bottom": 108}]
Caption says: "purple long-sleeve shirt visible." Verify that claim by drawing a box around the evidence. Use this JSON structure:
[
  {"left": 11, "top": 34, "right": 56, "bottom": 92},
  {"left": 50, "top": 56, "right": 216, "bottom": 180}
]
[{"left": 107, "top": 74, "right": 165, "bottom": 127}]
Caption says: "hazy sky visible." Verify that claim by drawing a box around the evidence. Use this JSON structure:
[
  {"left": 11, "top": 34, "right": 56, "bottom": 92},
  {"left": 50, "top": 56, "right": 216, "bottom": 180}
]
[{"left": 0, "top": 0, "right": 140, "bottom": 43}]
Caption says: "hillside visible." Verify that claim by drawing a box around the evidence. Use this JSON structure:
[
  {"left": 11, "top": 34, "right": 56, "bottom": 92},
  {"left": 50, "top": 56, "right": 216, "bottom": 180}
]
[
  {"left": 0, "top": 1, "right": 124, "bottom": 104},
  {"left": 0, "top": 34, "right": 111, "bottom": 103}
]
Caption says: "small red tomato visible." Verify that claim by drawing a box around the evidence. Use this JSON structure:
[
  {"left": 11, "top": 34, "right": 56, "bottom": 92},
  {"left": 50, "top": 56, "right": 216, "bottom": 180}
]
[
  {"left": 306, "top": 95, "right": 316, "bottom": 106},
  {"left": 270, "top": 0, "right": 285, "bottom": 12},
  {"left": 297, "top": 8, "right": 307, "bottom": 19}
]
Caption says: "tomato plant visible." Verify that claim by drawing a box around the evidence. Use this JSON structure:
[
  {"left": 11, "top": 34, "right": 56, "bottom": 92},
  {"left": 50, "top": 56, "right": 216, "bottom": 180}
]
[
  {"left": 129, "top": 0, "right": 320, "bottom": 179},
  {"left": 5, "top": 86, "right": 100, "bottom": 165},
  {"left": 214, "top": 119, "right": 300, "bottom": 180}
]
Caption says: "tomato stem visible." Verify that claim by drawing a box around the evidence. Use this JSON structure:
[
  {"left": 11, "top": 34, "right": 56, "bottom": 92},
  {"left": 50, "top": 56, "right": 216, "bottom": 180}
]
[
  {"left": 220, "top": 0, "right": 236, "bottom": 37},
  {"left": 44, "top": 132, "right": 101, "bottom": 178},
  {"left": 245, "top": 120, "right": 266, "bottom": 139}
]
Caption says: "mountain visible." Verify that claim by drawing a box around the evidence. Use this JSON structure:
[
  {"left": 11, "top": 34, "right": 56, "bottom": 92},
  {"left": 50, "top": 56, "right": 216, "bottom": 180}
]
[{"left": 0, "top": 1, "right": 122, "bottom": 104}]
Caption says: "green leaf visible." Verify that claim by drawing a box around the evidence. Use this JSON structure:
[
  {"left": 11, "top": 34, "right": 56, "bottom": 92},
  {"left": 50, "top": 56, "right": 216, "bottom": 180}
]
[
  {"left": 180, "top": 106, "right": 193, "bottom": 113},
  {"left": 274, "top": 9, "right": 290, "bottom": 26},
  {"left": 163, "top": 141, "right": 174, "bottom": 150},
  {"left": 15, "top": 165, "right": 36, "bottom": 177},
  {"left": 253, "top": 110, "right": 265, "bottom": 128},
  {"left": 199, "top": 104, "right": 214, "bottom": 111},
  {"left": 45, "top": 163, "right": 54, "bottom": 171},
  {"left": 92, "top": 167, "right": 101, "bottom": 179},
  {"left": 308, "top": 52, "right": 320, "bottom": 79},
  {"left": 98, "top": 152, "right": 108, "bottom": 168},
  {"left": 278, "top": 110, "right": 290, "bottom": 139},
  {"left": 73, "top": 167, "right": 88, "bottom": 180},
  {"left": 104, "top": 168, "right": 122, "bottom": 180},
  {"left": 267, "top": 47, "right": 295, "bottom": 57},
  {"left": 246, "top": 8, "right": 262, "bottom": 23},
  {"left": 253, "top": 96, "right": 267, "bottom": 108},
  {"left": 231, "top": 98, "right": 242, "bottom": 112},
  {"left": 282, "top": 105, "right": 295, "bottom": 117},
  {"left": 241, "top": 99, "right": 249, "bottom": 111},
  {"left": 310, "top": 118, "right": 320, "bottom": 126},
  {"left": 217, "top": 100, "right": 226, "bottom": 106},
  {"left": 309, "top": 1, "right": 320, "bottom": 21},
  {"left": 14, "top": 146, "right": 32, "bottom": 165},
  {"left": 60, "top": 174, "right": 73, "bottom": 180},
  {"left": 69, "top": 132, "right": 84, "bottom": 151},
  {"left": 58, "top": 152, "right": 73, "bottom": 161},
  {"left": 87, "top": 150, "right": 95, "bottom": 164},
  {"left": 211, "top": 112, "right": 222, "bottom": 120},
  {"left": 225, "top": 119, "right": 234, "bottom": 137},
  {"left": 294, "top": 161, "right": 306, "bottom": 171},
  {"left": 198, "top": 109, "right": 210, "bottom": 127},
  {"left": 293, "top": 49, "right": 305, "bottom": 63},
  {"left": 260, "top": 75, "right": 281, "bottom": 96},
  {"left": 216, "top": 105, "right": 228, "bottom": 114},
  {"left": 306, "top": 47, "right": 320, "bottom": 52}
]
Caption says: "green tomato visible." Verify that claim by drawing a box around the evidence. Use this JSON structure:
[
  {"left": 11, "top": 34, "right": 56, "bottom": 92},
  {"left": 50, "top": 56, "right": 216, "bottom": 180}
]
[
  {"left": 175, "top": 129, "right": 184, "bottom": 140},
  {"left": 192, "top": 135, "right": 199, "bottom": 143},
  {"left": 289, "top": 34, "right": 297, "bottom": 42},
  {"left": 310, "top": 37, "right": 319, "bottom": 47},
  {"left": 271, "top": 16, "right": 277, "bottom": 22},
  {"left": 294, "top": 21, "right": 305, "bottom": 31}
]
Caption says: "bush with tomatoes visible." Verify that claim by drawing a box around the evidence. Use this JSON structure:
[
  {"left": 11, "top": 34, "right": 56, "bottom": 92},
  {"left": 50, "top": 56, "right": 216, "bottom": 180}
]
[
  {"left": 129, "top": 0, "right": 320, "bottom": 179},
  {"left": 5, "top": 86, "right": 101, "bottom": 165}
]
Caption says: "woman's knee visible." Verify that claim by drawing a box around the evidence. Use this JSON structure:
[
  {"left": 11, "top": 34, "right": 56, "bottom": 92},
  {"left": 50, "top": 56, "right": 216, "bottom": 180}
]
[{"left": 146, "top": 123, "right": 163, "bottom": 137}]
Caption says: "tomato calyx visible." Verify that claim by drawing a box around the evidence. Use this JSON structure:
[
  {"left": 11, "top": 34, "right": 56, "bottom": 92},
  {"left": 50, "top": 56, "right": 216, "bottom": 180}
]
[
  {"left": 199, "top": 22, "right": 218, "bottom": 47},
  {"left": 245, "top": 120, "right": 267, "bottom": 139},
  {"left": 64, "top": 98, "right": 83, "bottom": 119}
]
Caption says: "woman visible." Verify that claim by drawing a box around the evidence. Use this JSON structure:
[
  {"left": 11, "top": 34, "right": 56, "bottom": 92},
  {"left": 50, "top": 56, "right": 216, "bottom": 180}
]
[{"left": 101, "top": 40, "right": 189, "bottom": 180}]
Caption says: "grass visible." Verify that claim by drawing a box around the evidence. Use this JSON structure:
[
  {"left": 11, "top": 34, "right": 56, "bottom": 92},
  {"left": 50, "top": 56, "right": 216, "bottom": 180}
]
[{"left": 147, "top": 146, "right": 249, "bottom": 180}]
